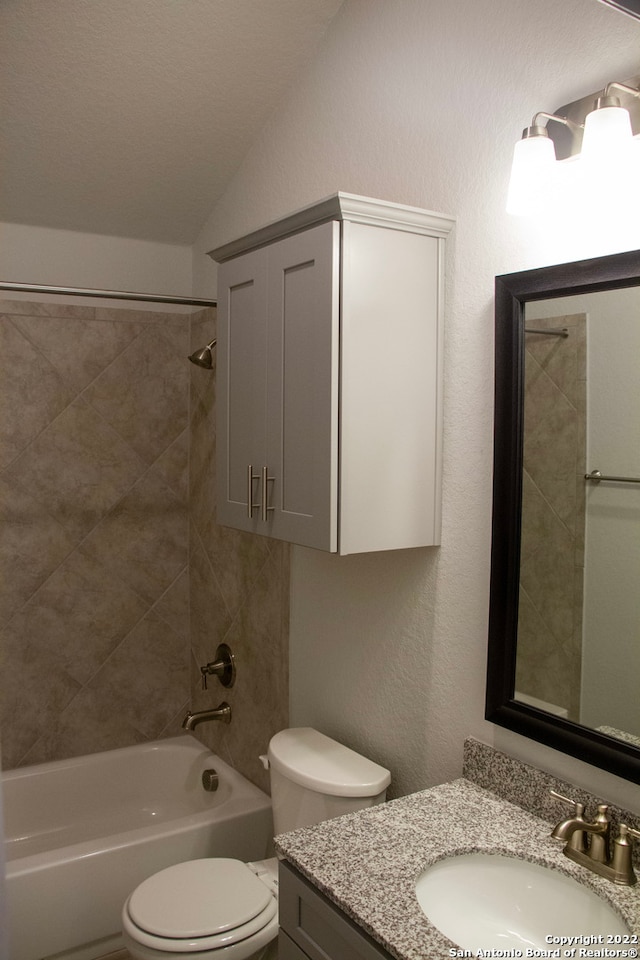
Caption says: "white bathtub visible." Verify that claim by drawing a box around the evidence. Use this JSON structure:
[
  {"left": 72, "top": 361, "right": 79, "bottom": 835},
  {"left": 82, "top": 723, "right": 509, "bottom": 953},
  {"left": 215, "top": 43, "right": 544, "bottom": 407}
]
[{"left": 3, "top": 735, "right": 273, "bottom": 960}]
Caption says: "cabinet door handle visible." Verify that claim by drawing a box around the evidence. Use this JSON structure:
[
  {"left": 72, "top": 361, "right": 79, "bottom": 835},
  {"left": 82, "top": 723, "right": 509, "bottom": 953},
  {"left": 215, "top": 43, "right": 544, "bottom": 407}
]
[
  {"left": 261, "top": 466, "right": 275, "bottom": 523},
  {"left": 247, "top": 465, "right": 260, "bottom": 519}
]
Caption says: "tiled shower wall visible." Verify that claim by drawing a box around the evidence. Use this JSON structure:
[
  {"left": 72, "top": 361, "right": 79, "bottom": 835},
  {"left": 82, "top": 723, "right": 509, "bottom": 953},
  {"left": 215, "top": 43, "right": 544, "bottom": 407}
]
[
  {"left": 188, "top": 309, "right": 289, "bottom": 795},
  {"left": 0, "top": 299, "right": 191, "bottom": 768},
  {"left": 0, "top": 298, "right": 290, "bottom": 789},
  {"left": 516, "top": 313, "right": 586, "bottom": 721}
]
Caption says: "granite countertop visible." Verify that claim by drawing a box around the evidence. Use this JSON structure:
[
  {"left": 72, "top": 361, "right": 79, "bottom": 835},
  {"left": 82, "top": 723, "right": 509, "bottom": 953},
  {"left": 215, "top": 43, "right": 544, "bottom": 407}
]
[{"left": 275, "top": 778, "right": 640, "bottom": 960}]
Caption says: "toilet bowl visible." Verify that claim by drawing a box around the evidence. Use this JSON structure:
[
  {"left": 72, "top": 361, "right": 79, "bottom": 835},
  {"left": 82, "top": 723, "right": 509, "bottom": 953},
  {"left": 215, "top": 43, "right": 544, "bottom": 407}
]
[
  {"left": 122, "top": 858, "right": 279, "bottom": 960},
  {"left": 122, "top": 728, "right": 391, "bottom": 960}
]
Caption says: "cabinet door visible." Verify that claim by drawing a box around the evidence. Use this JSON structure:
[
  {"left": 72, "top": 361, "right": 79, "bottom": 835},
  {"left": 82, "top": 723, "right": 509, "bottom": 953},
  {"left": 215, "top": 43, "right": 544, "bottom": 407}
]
[
  {"left": 216, "top": 248, "right": 268, "bottom": 533},
  {"left": 279, "top": 861, "right": 392, "bottom": 960},
  {"left": 264, "top": 221, "right": 340, "bottom": 551}
]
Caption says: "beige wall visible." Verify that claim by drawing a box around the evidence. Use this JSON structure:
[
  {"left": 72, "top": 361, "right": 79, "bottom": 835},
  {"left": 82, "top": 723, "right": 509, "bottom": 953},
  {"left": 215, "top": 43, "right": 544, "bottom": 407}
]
[{"left": 0, "top": 298, "right": 191, "bottom": 768}]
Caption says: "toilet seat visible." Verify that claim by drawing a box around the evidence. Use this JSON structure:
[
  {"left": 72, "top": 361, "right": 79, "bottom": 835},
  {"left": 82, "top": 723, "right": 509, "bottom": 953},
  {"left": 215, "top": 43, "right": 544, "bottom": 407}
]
[{"left": 123, "top": 859, "right": 277, "bottom": 954}]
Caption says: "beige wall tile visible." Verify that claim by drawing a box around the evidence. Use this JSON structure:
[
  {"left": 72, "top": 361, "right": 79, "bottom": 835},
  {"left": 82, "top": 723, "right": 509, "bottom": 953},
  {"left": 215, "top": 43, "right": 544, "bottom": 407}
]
[
  {"left": 1, "top": 302, "right": 190, "bottom": 767},
  {"left": 84, "top": 327, "right": 188, "bottom": 465},
  {"left": 11, "top": 314, "right": 144, "bottom": 393},
  {"left": 0, "top": 318, "right": 74, "bottom": 469},
  {"left": 4, "top": 397, "right": 146, "bottom": 542},
  {"left": 3, "top": 549, "right": 149, "bottom": 686},
  {"left": 0, "top": 298, "right": 289, "bottom": 780},
  {"left": 0, "top": 477, "right": 76, "bottom": 624},
  {"left": 154, "top": 567, "right": 190, "bottom": 637},
  {"left": 190, "top": 528, "right": 233, "bottom": 667},
  {"left": 0, "top": 622, "right": 81, "bottom": 768},
  {"left": 155, "top": 429, "right": 189, "bottom": 503},
  {"left": 21, "top": 686, "right": 148, "bottom": 766},
  {"left": 84, "top": 610, "right": 189, "bottom": 740},
  {"left": 81, "top": 469, "right": 188, "bottom": 606}
]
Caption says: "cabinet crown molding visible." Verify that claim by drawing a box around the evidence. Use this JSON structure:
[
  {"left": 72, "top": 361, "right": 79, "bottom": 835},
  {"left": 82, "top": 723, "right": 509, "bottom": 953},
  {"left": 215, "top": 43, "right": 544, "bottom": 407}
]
[{"left": 208, "top": 192, "right": 455, "bottom": 263}]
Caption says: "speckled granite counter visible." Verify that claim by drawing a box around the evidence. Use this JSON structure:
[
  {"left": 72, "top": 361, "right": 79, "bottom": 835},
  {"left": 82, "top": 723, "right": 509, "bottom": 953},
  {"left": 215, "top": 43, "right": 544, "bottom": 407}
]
[{"left": 275, "top": 778, "right": 640, "bottom": 960}]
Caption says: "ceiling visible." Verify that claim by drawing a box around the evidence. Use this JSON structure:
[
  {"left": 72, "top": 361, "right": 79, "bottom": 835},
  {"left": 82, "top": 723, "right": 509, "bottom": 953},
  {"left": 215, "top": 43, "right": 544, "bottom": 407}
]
[{"left": 0, "top": 0, "right": 345, "bottom": 244}]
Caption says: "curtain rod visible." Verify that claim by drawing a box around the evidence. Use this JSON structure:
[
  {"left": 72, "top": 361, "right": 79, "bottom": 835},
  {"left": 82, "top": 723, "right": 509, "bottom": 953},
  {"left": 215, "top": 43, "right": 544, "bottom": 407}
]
[{"left": 0, "top": 280, "right": 216, "bottom": 307}]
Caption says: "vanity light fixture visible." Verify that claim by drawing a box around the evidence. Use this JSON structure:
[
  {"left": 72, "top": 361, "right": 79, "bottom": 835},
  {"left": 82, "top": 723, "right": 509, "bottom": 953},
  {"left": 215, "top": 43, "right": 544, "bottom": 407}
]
[
  {"left": 506, "top": 113, "right": 578, "bottom": 216},
  {"left": 507, "top": 74, "right": 640, "bottom": 215}
]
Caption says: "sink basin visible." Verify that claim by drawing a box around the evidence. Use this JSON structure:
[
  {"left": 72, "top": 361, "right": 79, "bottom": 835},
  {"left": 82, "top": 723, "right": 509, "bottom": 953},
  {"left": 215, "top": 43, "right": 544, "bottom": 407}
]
[{"left": 415, "top": 853, "right": 630, "bottom": 950}]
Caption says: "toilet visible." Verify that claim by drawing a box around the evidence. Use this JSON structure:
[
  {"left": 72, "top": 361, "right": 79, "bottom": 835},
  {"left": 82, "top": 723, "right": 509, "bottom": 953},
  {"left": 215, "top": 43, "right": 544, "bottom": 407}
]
[{"left": 122, "top": 727, "right": 391, "bottom": 960}]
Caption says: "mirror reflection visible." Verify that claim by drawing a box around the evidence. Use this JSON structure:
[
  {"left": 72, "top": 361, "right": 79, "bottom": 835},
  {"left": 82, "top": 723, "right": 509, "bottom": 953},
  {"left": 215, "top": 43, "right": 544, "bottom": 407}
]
[{"left": 516, "top": 287, "right": 640, "bottom": 744}]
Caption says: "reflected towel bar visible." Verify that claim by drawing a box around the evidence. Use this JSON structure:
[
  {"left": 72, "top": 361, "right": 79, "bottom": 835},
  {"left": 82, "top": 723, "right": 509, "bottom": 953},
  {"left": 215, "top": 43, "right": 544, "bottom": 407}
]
[
  {"left": 585, "top": 469, "right": 640, "bottom": 485},
  {"left": 524, "top": 327, "right": 569, "bottom": 338}
]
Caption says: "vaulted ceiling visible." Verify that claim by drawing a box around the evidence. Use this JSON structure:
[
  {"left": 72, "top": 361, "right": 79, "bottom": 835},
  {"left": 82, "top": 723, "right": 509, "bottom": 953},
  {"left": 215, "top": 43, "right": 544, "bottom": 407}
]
[{"left": 0, "top": 0, "right": 345, "bottom": 244}]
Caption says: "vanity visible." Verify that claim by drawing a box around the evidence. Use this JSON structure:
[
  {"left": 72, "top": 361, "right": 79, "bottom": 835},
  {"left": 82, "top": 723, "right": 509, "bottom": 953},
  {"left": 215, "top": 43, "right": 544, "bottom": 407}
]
[{"left": 275, "top": 740, "right": 640, "bottom": 960}]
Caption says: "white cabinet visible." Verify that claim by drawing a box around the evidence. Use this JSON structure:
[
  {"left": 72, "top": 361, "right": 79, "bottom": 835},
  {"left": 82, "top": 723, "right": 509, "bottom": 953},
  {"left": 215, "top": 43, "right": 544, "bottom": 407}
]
[{"left": 209, "top": 193, "right": 453, "bottom": 555}]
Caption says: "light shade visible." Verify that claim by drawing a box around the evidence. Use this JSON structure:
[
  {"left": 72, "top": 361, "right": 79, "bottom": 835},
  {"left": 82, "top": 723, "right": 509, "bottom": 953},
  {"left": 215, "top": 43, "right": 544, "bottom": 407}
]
[
  {"left": 581, "top": 97, "right": 634, "bottom": 164},
  {"left": 506, "top": 129, "right": 556, "bottom": 216}
]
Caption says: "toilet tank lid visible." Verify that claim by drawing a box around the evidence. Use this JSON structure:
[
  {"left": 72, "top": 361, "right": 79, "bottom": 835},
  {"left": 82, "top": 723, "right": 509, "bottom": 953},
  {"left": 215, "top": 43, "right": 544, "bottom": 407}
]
[{"left": 267, "top": 728, "right": 391, "bottom": 798}]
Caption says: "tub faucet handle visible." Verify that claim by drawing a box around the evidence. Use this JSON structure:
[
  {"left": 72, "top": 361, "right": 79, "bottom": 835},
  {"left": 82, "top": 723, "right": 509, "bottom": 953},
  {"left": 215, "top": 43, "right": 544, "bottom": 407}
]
[{"left": 199, "top": 644, "right": 236, "bottom": 690}]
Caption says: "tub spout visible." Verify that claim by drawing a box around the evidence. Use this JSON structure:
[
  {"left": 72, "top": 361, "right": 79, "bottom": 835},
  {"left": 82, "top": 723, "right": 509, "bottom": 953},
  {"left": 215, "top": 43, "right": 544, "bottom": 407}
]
[{"left": 182, "top": 702, "right": 232, "bottom": 730}]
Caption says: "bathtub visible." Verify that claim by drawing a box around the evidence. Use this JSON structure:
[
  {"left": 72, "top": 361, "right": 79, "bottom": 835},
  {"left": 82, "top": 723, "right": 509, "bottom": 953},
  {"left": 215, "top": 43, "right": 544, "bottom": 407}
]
[{"left": 3, "top": 735, "right": 273, "bottom": 960}]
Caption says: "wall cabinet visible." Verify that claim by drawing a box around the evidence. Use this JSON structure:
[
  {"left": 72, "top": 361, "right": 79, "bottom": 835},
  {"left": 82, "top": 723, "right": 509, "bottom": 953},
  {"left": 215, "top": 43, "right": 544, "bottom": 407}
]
[
  {"left": 278, "top": 860, "right": 392, "bottom": 960},
  {"left": 209, "top": 193, "right": 453, "bottom": 554}
]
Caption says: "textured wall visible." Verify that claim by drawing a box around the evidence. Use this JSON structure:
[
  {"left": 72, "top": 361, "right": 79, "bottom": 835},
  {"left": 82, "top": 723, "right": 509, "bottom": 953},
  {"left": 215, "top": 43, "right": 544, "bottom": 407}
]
[
  {"left": 192, "top": 0, "right": 640, "bottom": 811},
  {"left": 188, "top": 309, "right": 289, "bottom": 794},
  {"left": 0, "top": 298, "right": 190, "bottom": 768},
  {"left": 0, "top": 223, "right": 194, "bottom": 297}
]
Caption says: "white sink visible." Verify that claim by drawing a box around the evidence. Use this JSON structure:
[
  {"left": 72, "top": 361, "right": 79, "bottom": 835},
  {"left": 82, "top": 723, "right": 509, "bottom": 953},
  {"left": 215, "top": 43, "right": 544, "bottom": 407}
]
[{"left": 415, "top": 853, "right": 630, "bottom": 950}]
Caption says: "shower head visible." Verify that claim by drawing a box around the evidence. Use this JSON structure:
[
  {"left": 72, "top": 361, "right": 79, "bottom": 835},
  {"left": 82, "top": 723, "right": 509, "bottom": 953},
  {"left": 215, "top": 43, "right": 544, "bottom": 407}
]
[{"left": 188, "top": 339, "right": 217, "bottom": 369}]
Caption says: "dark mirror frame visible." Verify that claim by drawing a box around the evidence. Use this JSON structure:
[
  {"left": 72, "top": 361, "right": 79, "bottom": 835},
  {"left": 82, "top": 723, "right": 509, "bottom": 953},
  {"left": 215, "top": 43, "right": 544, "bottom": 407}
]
[{"left": 486, "top": 247, "right": 640, "bottom": 784}]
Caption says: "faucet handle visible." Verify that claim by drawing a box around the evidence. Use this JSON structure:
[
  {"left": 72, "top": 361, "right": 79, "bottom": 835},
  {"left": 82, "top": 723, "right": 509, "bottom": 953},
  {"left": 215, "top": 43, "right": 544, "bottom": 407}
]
[
  {"left": 199, "top": 644, "right": 236, "bottom": 690},
  {"left": 610, "top": 824, "right": 640, "bottom": 886},
  {"left": 550, "top": 790, "right": 587, "bottom": 852},
  {"left": 550, "top": 789, "right": 585, "bottom": 818}
]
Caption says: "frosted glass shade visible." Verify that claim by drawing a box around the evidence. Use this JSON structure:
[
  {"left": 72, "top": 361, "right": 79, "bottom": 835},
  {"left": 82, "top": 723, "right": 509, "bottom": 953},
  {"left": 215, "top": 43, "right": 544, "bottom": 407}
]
[
  {"left": 506, "top": 134, "right": 556, "bottom": 216},
  {"left": 581, "top": 105, "right": 633, "bottom": 164}
]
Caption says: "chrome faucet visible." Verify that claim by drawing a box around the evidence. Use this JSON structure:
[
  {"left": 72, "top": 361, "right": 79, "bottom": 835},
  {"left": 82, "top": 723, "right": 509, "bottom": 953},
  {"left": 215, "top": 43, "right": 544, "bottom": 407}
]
[
  {"left": 182, "top": 702, "right": 232, "bottom": 730},
  {"left": 550, "top": 790, "right": 639, "bottom": 885}
]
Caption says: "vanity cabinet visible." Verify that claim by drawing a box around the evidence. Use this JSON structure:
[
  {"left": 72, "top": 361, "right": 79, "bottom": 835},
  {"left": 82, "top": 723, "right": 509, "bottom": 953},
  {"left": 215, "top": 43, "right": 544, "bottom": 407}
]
[
  {"left": 278, "top": 860, "right": 393, "bottom": 960},
  {"left": 209, "top": 193, "right": 454, "bottom": 554}
]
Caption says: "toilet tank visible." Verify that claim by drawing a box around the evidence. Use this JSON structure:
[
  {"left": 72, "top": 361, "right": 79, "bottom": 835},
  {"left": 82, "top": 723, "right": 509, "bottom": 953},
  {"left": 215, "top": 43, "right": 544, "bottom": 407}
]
[{"left": 267, "top": 728, "right": 391, "bottom": 836}]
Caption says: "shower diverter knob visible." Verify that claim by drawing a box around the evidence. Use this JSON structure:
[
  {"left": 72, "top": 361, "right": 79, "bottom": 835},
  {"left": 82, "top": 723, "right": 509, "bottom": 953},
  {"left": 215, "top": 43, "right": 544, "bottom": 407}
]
[{"left": 199, "top": 643, "right": 236, "bottom": 689}]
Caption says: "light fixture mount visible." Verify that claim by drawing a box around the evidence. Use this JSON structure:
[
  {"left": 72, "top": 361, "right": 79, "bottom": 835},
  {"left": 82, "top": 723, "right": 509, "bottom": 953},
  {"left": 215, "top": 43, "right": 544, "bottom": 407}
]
[{"left": 548, "top": 73, "right": 640, "bottom": 159}]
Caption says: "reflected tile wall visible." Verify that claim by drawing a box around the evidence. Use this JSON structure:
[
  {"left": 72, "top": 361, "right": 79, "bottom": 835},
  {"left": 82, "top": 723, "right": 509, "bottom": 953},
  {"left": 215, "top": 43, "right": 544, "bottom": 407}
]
[
  {"left": 0, "top": 300, "right": 190, "bottom": 768},
  {"left": 188, "top": 309, "right": 290, "bottom": 795},
  {"left": 517, "top": 314, "right": 586, "bottom": 720}
]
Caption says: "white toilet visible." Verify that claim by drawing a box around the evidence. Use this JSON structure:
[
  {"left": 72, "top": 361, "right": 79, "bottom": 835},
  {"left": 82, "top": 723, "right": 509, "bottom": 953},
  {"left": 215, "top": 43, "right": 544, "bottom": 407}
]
[{"left": 122, "top": 727, "right": 391, "bottom": 960}]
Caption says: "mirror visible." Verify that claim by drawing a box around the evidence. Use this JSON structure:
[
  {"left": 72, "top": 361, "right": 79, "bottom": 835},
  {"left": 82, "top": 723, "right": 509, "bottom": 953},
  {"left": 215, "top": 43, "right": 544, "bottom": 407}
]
[{"left": 486, "top": 248, "right": 640, "bottom": 784}]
